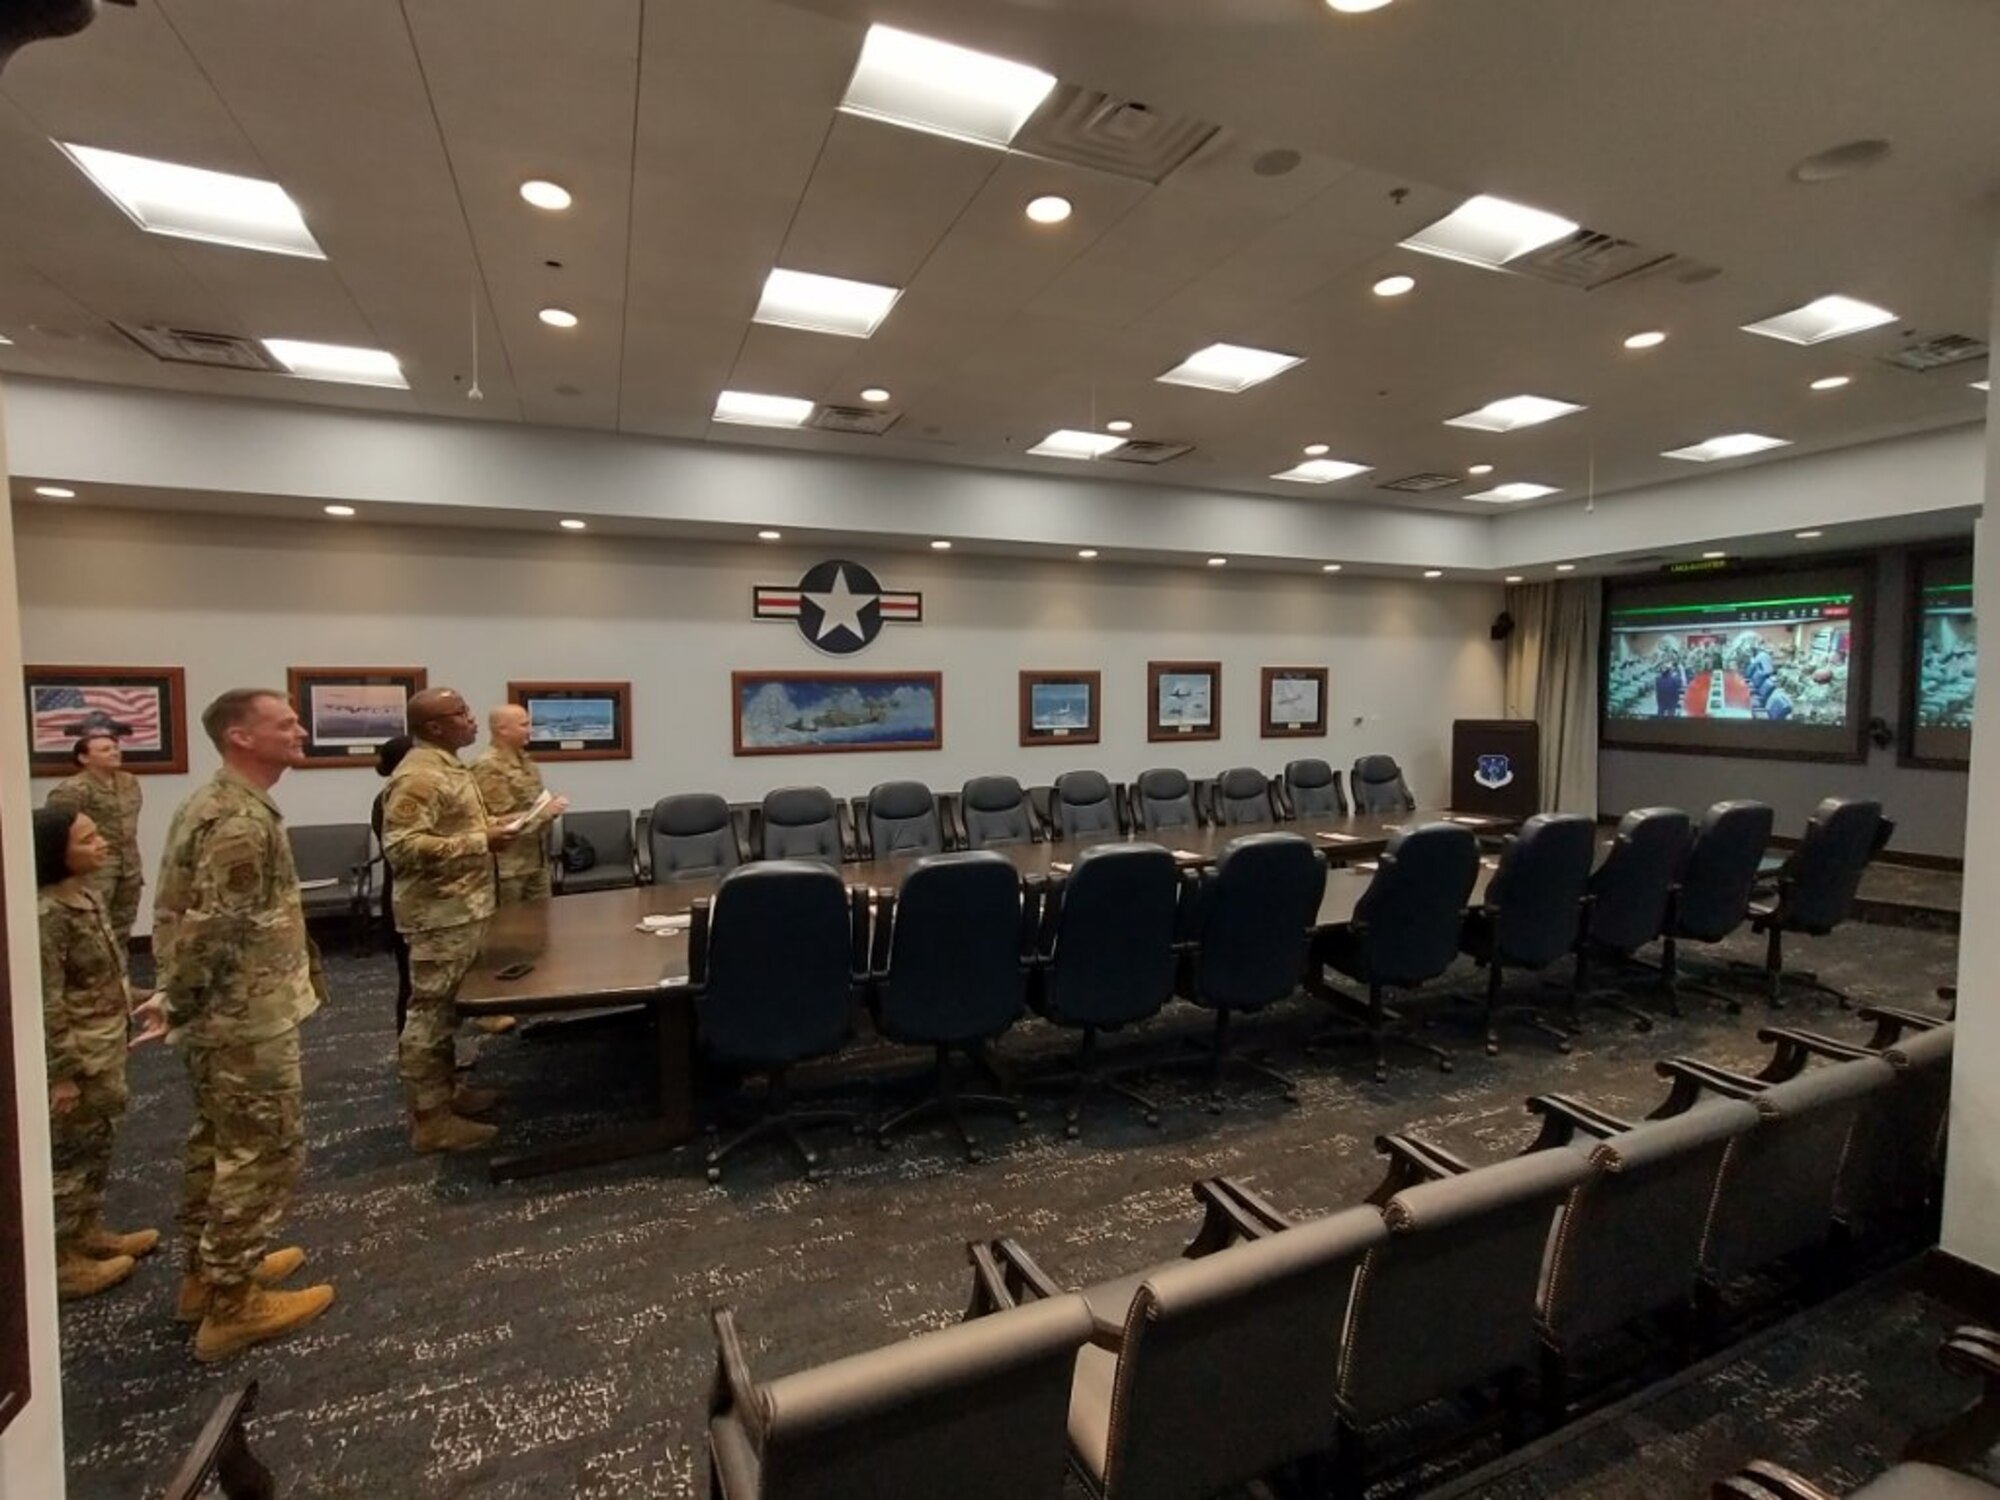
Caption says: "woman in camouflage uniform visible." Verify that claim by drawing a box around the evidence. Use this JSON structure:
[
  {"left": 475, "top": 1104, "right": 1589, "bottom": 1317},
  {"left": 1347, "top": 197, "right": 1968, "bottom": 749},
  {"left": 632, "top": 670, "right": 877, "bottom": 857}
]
[
  {"left": 36, "top": 805, "right": 160, "bottom": 1299},
  {"left": 45, "top": 729, "right": 144, "bottom": 965}
]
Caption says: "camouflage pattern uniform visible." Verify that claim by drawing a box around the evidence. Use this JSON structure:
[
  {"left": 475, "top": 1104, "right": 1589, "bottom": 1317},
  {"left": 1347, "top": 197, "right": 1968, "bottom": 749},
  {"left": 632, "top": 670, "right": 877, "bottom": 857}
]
[
  {"left": 470, "top": 743, "right": 555, "bottom": 904},
  {"left": 39, "top": 885, "right": 133, "bottom": 1248},
  {"left": 46, "top": 768, "right": 143, "bottom": 958},
  {"left": 154, "top": 768, "right": 324, "bottom": 1289},
  {"left": 382, "top": 745, "right": 496, "bottom": 1114}
]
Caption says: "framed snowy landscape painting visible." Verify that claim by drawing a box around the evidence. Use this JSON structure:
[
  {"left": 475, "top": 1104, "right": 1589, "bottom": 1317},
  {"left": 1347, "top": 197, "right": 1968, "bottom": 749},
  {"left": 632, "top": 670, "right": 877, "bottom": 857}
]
[{"left": 732, "top": 671, "right": 942, "bottom": 756}]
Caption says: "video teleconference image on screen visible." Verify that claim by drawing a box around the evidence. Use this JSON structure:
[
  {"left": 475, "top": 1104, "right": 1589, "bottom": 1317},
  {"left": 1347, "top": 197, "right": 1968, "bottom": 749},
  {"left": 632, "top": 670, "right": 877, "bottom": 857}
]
[
  {"left": 1909, "top": 552, "right": 1974, "bottom": 765},
  {"left": 1602, "top": 564, "right": 1868, "bottom": 760}
]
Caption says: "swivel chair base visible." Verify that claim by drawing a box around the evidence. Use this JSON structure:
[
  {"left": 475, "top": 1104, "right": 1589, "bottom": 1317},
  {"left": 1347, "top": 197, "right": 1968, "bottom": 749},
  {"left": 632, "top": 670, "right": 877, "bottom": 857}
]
[
  {"left": 1158, "top": 1006, "right": 1299, "bottom": 1112},
  {"left": 1729, "top": 925, "right": 1853, "bottom": 1008},
  {"left": 1035, "top": 1026, "right": 1162, "bottom": 1139},
  {"left": 1476, "top": 962, "right": 1576, "bottom": 1058},
  {"left": 704, "top": 1066, "right": 862, "bottom": 1185},
  {"left": 873, "top": 1043, "right": 1026, "bottom": 1163},
  {"left": 1308, "top": 979, "right": 1454, "bottom": 1084}
]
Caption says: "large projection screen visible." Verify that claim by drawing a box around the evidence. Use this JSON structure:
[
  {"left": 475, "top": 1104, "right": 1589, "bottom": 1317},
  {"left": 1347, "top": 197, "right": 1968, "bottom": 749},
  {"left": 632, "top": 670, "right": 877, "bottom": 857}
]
[{"left": 1903, "top": 550, "right": 1974, "bottom": 769}]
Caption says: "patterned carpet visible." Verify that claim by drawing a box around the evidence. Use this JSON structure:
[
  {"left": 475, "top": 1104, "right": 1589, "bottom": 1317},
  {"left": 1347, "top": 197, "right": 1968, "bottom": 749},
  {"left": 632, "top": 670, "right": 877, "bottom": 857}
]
[{"left": 59, "top": 917, "right": 1962, "bottom": 1498}]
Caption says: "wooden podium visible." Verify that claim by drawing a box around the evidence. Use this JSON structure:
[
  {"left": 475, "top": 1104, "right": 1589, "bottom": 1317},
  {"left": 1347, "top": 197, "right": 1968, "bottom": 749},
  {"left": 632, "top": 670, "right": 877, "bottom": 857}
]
[{"left": 1450, "top": 719, "right": 1541, "bottom": 819}]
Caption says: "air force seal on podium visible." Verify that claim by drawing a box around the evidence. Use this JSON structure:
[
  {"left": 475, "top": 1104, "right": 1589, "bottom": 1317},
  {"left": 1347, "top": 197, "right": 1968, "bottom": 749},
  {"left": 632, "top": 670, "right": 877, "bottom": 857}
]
[
  {"left": 1473, "top": 752, "right": 1515, "bottom": 790},
  {"left": 754, "top": 559, "right": 923, "bottom": 656}
]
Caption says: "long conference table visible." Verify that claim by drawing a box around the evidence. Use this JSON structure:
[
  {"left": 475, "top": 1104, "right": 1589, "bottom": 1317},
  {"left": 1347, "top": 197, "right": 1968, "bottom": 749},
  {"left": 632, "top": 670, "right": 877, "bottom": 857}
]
[{"left": 457, "top": 809, "right": 1514, "bottom": 1182}]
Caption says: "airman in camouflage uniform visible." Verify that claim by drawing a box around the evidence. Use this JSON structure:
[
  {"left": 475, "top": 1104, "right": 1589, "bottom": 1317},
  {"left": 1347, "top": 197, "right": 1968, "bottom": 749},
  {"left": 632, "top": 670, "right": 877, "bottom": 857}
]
[
  {"left": 36, "top": 805, "right": 159, "bottom": 1299},
  {"left": 470, "top": 705, "right": 567, "bottom": 905},
  {"left": 155, "top": 688, "right": 334, "bottom": 1362},
  {"left": 382, "top": 687, "right": 519, "bottom": 1153},
  {"left": 45, "top": 730, "right": 144, "bottom": 962}
]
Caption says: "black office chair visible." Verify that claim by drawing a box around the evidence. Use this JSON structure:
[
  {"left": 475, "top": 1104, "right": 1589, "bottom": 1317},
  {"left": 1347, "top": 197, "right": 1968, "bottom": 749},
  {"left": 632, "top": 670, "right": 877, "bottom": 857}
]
[
  {"left": 645, "top": 793, "right": 742, "bottom": 885},
  {"left": 861, "top": 779, "right": 947, "bottom": 860},
  {"left": 1349, "top": 754, "right": 1416, "bottom": 813},
  {"left": 1133, "top": 767, "right": 1201, "bottom": 831},
  {"left": 1312, "top": 822, "right": 1480, "bottom": 1080},
  {"left": 690, "top": 862, "right": 866, "bottom": 1183},
  {"left": 1282, "top": 758, "right": 1348, "bottom": 819},
  {"left": 553, "top": 809, "right": 640, "bottom": 893},
  {"left": 286, "top": 822, "right": 374, "bottom": 949},
  {"left": 960, "top": 775, "right": 1039, "bottom": 849},
  {"left": 758, "top": 785, "right": 844, "bottom": 865},
  {"left": 1574, "top": 806, "right": 1694, "bottom": 1029},
  {"left": 1746, "top": 798, "right": 1892, "bottom": 1005},
  {"left": 1032, "top": 844, "right": 1185, "bottom": 1138},
  {"left": 1212, "top": 766, "right": 1276, "bottom": 826},
  {"left": 1461, "top": 812, "right": 1596, "bottom": 1055},
  {"left": 1174, "top": 833, "right": 1324, "bottom": 1108},
  {"left": 869, "top": 853, "right": 1032, "bottom": 1162},
  {"left": 1658, "top": 800, "right": 1775, "bottom": 1010},
  {"left": 1051, "top": 770, "right": 1123, "bottom": 840}
]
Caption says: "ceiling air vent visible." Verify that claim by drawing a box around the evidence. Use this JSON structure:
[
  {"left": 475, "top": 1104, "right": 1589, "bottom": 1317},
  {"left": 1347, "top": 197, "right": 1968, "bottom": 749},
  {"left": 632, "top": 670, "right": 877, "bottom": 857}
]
[
  {"left": 1378, "top": 472, "right": 1462, "bottom": 493},
  {"left": 114, "top": 322, "right": 283, "bottom": 372},
  {"left": 1506, "top": 231, "right": 1718, "bottom": 293},
  {"left": 1880, "top": 333, "right": 1988, "bottom": 373},
  {"left": 810, "top": 405, "right": 900, "bottom": 436},
  {"left": 1617, "top": 553, "right": 1674, "bottom": 568},
  {"left": 1012, "top": 86, "right": 1219, "bottom": 184},
  {"left": 1101, "top": 438, "right": 1193, "bottom": 466}
]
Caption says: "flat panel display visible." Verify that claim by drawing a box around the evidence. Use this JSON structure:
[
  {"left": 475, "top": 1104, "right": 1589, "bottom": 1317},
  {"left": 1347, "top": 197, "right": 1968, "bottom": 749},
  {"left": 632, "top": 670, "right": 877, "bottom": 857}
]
[{"left": 1905, "top": 551, "right": 1973, "bottom": 768}]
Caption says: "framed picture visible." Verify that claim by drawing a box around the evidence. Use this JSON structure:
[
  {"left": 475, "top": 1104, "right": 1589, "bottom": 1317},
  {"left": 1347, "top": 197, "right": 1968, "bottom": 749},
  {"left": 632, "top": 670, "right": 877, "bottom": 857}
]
[
  {"left": 1148, "top": 660, "right": 1221, "bottom": 743},
  {"left": 733, "top": 671, "right": 942, "bottom": 756},
  {"left": 288, "top": 666, "right": 428, "bottom": 767},
  {"left": 25, "top": 665, "right": 188, "bottom": 777},
  {"left": 1018, "top": 670, "right": 1101, "bottom": 747},
  {"left": 1261, "top": 667, "right": 1329, "bottom": 738},
  {"left": 508, "top": 680, "right": 632, "bottom": 762}
]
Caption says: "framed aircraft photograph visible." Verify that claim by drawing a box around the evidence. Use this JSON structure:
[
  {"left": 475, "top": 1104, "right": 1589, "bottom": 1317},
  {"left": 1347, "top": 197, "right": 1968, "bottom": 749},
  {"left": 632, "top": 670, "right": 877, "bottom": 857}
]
[
  {"left": 288, "top": 666, "right": 428, "bottom": 767},
  {"left": 733, "top": 671, "right": 942, "bottom": 756},
  {"left": 1018, "top": 670, "right": 1101, "bottom": 747},
  {"left": 1148, "top": 660, "right": 1221, "bottom": 743},
  {"left": 1261, "top": 666, "right": 1329, "bottom": 738},
  {"left": 509, "top": 680, "right": 632, "bottom": 762}
]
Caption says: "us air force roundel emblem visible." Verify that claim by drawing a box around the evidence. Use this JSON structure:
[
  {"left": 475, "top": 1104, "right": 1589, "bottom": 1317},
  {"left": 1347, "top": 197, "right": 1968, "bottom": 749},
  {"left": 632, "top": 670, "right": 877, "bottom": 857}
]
[
  {"left": 753, "top": 559, "right": 923, "bottom": 656},
  {"left": 1474, "top": 752, "right": 1515, "bottom": 790}
]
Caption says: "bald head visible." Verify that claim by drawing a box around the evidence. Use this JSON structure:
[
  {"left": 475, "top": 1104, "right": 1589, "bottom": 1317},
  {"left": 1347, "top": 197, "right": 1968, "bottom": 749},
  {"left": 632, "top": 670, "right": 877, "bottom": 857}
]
[
  {"left": 489, "top": 703, "right": 531, "bottom": 750},
  {"left": 407, "top": 688, "right": 477, "bottom": 750}
]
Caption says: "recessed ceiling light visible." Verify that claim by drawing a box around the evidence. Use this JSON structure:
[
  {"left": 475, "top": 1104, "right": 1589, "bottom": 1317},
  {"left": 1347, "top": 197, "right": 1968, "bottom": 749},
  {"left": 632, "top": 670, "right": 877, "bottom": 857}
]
[
  {"left": 1791, "top": 139, "right": 1893, "bottom": 184},
  {"left": 1303, "top": 443, "right": 1331, "bottom": 456},
  {"left": 754, "top": 268, "right": 902, "bottom": 339},
  {"left": 260, "top": 338, "right": 408, "bottom": 389},
  {"left": 757, "top": 529, "right": 782, "bottom": 541},
  {"left": 1795, "top": 529, "right": 1824, "bottom": 540},
  {"left": 1322, "top": 563, "right": 1343, "bottom": 573},
  {"left": 33, "top": 486, "right": 75, "bottom": 500},
  {"left": 0, "top": 333, "right": 13, "bottom": 346},
  {"left": 1400, "top": 194, "right": 1578, "bottom": 270},
  {"left": 1077, "top": 548, "right": 1099, "bottom": 559},
  {"left": 839, "top": 24, "right": 1056, "bottom": 149},
  {"left": 1662, "top": 432, "right": 1791, "bottom": 463},
  {"left": 1207, "top": 557, "right": 1228, "bottom": 567},
  {"left": 57, "top": 143, "right": 325, "bottom": 259},
  {"left": 1025, "top": 195, "right": 1072, "bottom": 224},
  {"left": 1973, "top": 380, "right": 1992, "bottom": 392},
  {"left": 1327, "top": 0, "right": 1394, "bottom": 10},
  {"left": 1465, "top": 481, "right": 1561, "bottom": 503},
  {"left": 1555, "top": 563, "right": 1576, "bottom": 573},
  {"left": 1272, "top": 458, "right": 1372, "bottom": 485},
  {"left": 1702, "top": 551, "right": 1727, "bottom": 560},
  {"left": 559, "top": 518, "right": 587, "bottom": 531},
  {"left": 1028, "top": 429, "right": 1126, "bottom": 460},
  {"left": 1423, "top": 569, "right": 1444, "bottom": 579},
  {"left": 322, "top": 504, "right": 355, "bottom": 518},
  {"left": 1810, "top": 375, "right": 1851, "bottom": 391},
  {"left": 1467, "top": 463, "right": 1494, "bottom": 476},
  {"left": 1373, "top": 274, "right": 1416, "bottom": 297},
  {"left": 538, "top": 307, "right": 579, "bottom": 329},
  {"left": 1504, "top": 575, "right": 1524, "bottom": 583},
  {"left": 1444, "top": 395, "right": 1585, "bottom": 433},
  {"left": 860, "top": 387, "right": 891, "bottom": 403},
  {"left": 1741, "top": 294, "right": 1896, "bottom": 346},
  {"left": 713, "top": 390, "right": 814, "bottom": 428},
  {"left": 930, "top": 539, "right": 952, "bottom": 551},
  {"left": 1623, "top": 330, "right": 1667, "bottom": 350},
  {"left": 1156, "top": 342, "right": 1304, "bottom": 394},
  {"left": 519, "top": 179, "right": 572, "bottom": 211},
  {"left": 1105, "top": 419, "right": 1134, "bottom": 433}
]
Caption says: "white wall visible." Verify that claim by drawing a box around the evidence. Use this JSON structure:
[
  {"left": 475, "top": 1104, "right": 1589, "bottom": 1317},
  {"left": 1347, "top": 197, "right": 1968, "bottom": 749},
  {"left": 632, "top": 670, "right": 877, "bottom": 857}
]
[{"left": 16, "top": 506, "right": 1506, "bottom": 931}]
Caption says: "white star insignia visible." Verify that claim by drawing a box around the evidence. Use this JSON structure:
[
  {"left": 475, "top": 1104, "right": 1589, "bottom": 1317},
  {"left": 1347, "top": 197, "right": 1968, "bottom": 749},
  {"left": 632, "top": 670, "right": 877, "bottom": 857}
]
[{"left": 804, "top": 565, "right": 875, "bottom": 643}]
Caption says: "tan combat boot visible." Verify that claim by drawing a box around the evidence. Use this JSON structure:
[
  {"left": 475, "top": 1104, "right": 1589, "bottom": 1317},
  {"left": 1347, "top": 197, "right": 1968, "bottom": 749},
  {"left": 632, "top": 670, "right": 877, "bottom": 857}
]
[
  {"left": 410, "top": 1110, "right": 498, "bottom": 1154},
  {"left": 193, "top": 1281, "right": 335, "bottom": 1363},
  {"left": 176, "top": 1246, "right": 309, "bottom": 1323},
  {"left": 451, "top": 1083, "right": 505, "bottom": 1116},
  {"left": 57, "top": 1248, "right": 135, "bottom": 1299},
  {"left": 81, "top": 1224, "right": 160, "bottom": 1259},
  {"left": 473, "top": 1015, "right": 518, "bottom": 1035}
]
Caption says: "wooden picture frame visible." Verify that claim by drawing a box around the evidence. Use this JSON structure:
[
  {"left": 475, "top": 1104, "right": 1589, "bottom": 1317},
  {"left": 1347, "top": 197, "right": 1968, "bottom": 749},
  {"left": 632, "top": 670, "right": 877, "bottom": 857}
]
[
  {"left": 287, "top": 666, "right": 428, "bottom": 768},
  {"left": 1261, "top": 666, "right": 1329, "bottom": 738},
  {"left": 508, "top": 680, "right": 632, "bottom": 762},
  {"left": 1018, "top": 670, "right": 1101, "bottom": 747},
  {"left": 25, "top": 664, "right": 188, "bottom": 777},
  {"left": 733, "top": 671, "right": 943, "bottom": 756},
  {"left": 1147, "top": 660, "right": 1221, "bottom": 743}
]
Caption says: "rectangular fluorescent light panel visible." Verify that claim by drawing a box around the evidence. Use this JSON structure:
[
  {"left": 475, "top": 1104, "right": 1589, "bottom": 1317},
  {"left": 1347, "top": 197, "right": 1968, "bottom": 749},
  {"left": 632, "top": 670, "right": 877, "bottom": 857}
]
[
  {"left": 713, "top": 390, "right": 815, "bottom": 428},
  {"left": 839, "top": 24, "right": 1056, "bottom": 149},
  {"left": 1740, "top": 295, "right": 1896, "bottom": 346},
  {"left": 1399, "top": 194, "right": 1578, "bottom": 269},
  {"left": 1662, "top": 432, "right": 1791, "bottom": 462},
  {"left": 260, "top": 339, "right": 406, "bottom": 389},
  {"left": 1027, "top": 429, "right": 1127, "bottom": 459},
  {"left": 1156, "top": 342, "right": 1304, "bottom": 394},
  {"left": 1465, "top": 481, "right": 1560, "bottom": 502},
  {"left": 59, "top": 143, "right": 324, "bottom": 259},
  {"left": 1272, "top": 458, "right": 1371, "bottom": 484},
  {"left": 1443, "top": 394, "right": 1584, "bottom": 433},
  {"left": 754, "top": 268, "right": 902, "bottom": 339}
]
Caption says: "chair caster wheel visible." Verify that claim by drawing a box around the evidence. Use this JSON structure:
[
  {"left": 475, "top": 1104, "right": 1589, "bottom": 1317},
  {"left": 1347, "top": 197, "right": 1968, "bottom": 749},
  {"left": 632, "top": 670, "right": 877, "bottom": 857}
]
[
  {"left": 1634, "top": 1018, "right": 1654, "bottom": 1034},
  {"left": 1144, "top": 1112, "right": 1161, "bottom": 1128},
  {"left": 1064, "top": 1122, "right": 1081, "bottom": 1140},
  {"left": 1556, "top": 1038, "right": 1574, "bottom": 1054},
  {"left": 806, "top": 1167, "right": 825, "bottom": 1183},
  {"left": 801, "top": 1150, "right": 819, "bottom": 1167},
  {"left": 1282, "top": 1090, "right": 1299, "bottom": 1104},
  {"left": 1485, "top": 1042, "right": 1500, "bottom": 1057},
  {"left": 873, "top": 1135, "right": 891, "bottom": 1152},
  {"left": 1372, "top": 1065, "right": 1389, "bottom": 1083},
  {"left": 1013, "top": 1109, "right": 1029, "bottom": 1125},
  {"left": 1439, "top": 1057, "right": 1455, "bottom": 1074},
  {"left": 966, "top": 1148, "right": 985, "bottom": 1165},
  {"left": 1205, "top": 1099, "right": 1223, "bottom": 1115},
  {"left": 705, "top": 1166, "right": 722, "bottom": 1185}
]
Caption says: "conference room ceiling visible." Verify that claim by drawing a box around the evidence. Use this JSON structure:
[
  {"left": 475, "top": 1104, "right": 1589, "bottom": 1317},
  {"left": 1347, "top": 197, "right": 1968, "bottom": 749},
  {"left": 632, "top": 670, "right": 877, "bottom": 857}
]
[{"left": 0, "top": 0, "right": 1991, "bottom": 521}]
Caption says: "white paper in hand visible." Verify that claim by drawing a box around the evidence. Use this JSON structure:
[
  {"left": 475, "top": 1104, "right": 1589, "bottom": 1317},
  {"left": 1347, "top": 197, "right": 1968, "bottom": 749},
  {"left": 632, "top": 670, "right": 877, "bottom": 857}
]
[{"left": 507, "top": 789, "right": 554, "bottom": 834}]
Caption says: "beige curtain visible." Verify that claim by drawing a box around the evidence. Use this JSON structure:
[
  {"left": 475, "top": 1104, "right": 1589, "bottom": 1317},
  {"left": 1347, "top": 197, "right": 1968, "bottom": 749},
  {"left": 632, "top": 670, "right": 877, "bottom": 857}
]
[{"left": 1503, "top": 578, "right": 1601, "bottom": 815}]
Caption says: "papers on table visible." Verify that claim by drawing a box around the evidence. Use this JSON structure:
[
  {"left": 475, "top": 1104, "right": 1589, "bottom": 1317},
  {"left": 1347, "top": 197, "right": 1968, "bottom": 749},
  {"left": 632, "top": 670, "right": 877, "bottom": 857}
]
[
  {"left": 505, "top": 790, "right": 554, "bottom": 833},
  {"left": 1353, "top": 860, "right": 1381, "bottom": 873},
  {"left": 297, "top": 877, "right": 340, "bottom": 891},
  {"left": 1171, "top": 849, "right": 1203, "bottom": 863},
  {"left": 1049, "top": 861, "right": 1073, "bottom": 875},
  {"left": 635, "top": 913, "right": 692, "bottom": 936},
  {"left": 1315, "top": 832, "right": 1362, "bottom": 844}
]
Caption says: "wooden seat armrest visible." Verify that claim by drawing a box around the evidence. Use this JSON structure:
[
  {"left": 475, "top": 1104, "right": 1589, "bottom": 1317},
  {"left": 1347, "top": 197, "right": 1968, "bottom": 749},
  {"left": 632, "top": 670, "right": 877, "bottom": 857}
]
[
  {"left": 707, "top": 1308, "right": 769, "bottom": 1442},
  {"left": 975, "top": 1236, "right": 1064, "bottom": 1313},
  {"left": 1526, "top": 1093, "right": 1633, "bottom": 1151},
  {"left": 1018, "top": 875, "right": 1048, "bottom": 962},
  {"left": 1858, "top": 1005, "right": 1945, "bottom": 1049},
  {"left": 1942, "top": 1325, "right": 2000, "bottom": 1382},
  {"left": 1209, "top": 1176, "right": 1296, "bottom": 1232},
  {"left": 1648, "top": 1057, "right": 1764, "bottom": 1117},
  {"left": 159, "top": 1381, "right": 274, "bottom": 1500},
  {"left": 1365, "top": 1132, "right": 1472, "bottom": 1205},
  {"left": 1711, "top": 1461, "right": 1841, "bottom": 1500},
  {"left": 847, "top": 885, "right": 871, "bottom": 978},
  {"left": 867, "top": 889, "right": 897, "bottom": 977},
  {"left": 1185, "top": 1178, "right": 1286, "bottom": 1255},
  {"left": 1752, "top": 1026, "right": 1874, "bottom": 1081},
  {"left": 964, "top": 1240, "right": 1017, "bottom": 1318}
]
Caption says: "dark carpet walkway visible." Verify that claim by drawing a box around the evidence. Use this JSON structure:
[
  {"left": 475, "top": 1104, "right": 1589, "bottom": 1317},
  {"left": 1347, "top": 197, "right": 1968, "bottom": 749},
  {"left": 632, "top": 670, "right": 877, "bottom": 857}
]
[{"left": 60, "top": 919, "right": 1961, "bottom": 1498}]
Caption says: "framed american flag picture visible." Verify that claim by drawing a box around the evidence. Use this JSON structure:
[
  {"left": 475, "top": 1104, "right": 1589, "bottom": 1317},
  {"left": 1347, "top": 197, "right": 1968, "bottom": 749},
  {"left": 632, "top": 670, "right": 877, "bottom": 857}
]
[{"left": 24, "top": 665, "right": 189, "bottom": 777}]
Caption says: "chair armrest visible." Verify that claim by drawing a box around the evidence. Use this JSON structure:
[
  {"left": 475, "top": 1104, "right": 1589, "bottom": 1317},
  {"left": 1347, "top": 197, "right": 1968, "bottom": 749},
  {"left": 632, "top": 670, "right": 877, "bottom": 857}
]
[
  {"left": 1648, "top": 1057, "right": 1764, "bottom": 1117},
  {"left": 1526, "top": 1093, "right": 1633, "bottom": 1151},
  {"left": 1941, "top": 1325, "right": 2000, "bottom": 1383},
  {"left": 1711, "top": 1462, "right": 1841, "bottom": 1500},
  {"left": 1185, "top": 1178, "right": 1285, "bottom": 1255},
  {"left": 635, "top": 811, "right": 653, "bottom": 883},
  {"left": 1365, "top": 1132, "right": 1473, "bottom": 1205},
  {"left": 1018, "top": 876, "right": 1046, "bottom": 963},
  {"left": 158, "top": 1380, "right": 272, "bottom": 1500},
  {"left": 848, "top": 885, "right": 870, "bottom": 978},
  {"left": 688, "top": 898, "right": 713, "bottom": 989},
  {"left": 707, "top": 1307, "right": 770, "bottom": 1442},
  {"left": 965, "top": 1240, "right": 1016, "bottom": 1318},
  {"left": 1172, "top": 866, "right": 1204, "bottom": 953},
  {"left": 1858, "top": 1005, "right": 1944, "bottom": 1049},
  {"left": 1752, "top": 1026, "right": 1874, "bottom": 1080},
  {"left": 1033, "top": 876, "right": 1065, "bottom": 961},
  {"left": 1207, "top": 1176, "right": 1296, "bottom": 1233},
  {"left": 967, "top": 1237, "right": 1064, "bottom": 1318},
  {"left": 868, "top": 890, "right": 897, "bottom": 977}
]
